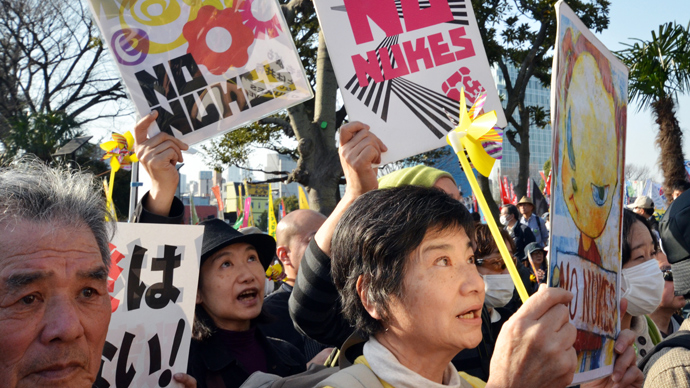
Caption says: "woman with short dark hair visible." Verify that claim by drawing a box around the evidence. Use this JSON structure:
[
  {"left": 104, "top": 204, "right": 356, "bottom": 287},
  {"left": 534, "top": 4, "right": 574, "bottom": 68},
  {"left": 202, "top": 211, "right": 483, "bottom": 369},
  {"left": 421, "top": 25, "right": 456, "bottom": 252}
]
[{"left": 317, "top": 186, "right": 642, "bottom": 388}]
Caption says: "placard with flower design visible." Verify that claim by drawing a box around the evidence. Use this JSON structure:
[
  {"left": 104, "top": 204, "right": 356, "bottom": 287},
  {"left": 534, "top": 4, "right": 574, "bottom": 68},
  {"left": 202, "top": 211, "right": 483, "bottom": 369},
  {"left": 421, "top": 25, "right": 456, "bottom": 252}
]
[{"left": 87, "top": 0, "right": 313, "bottom": 145}]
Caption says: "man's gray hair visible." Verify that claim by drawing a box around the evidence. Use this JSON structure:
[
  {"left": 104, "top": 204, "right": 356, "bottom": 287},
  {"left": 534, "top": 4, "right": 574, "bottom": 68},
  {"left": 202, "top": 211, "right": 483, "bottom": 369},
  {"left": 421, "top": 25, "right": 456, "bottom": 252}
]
[{"left": 0, "top": 157, "right": 115, "bottom": 267}]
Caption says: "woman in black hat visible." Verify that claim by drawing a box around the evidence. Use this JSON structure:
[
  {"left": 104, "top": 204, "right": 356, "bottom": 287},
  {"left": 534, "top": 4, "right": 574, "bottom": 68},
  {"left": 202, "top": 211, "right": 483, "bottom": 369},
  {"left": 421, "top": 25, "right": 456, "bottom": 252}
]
[
  {"left": 187, "top": 219, "right": 306, "bottom": 388},
  {"left": 131, "top": 114, "right": 306, "bottom": 388}
]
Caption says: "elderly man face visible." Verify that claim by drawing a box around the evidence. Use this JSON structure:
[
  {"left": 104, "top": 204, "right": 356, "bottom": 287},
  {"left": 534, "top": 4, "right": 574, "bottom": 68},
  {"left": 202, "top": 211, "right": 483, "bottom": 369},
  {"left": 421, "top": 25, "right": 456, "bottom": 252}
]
[{"left": 0, "top": 221, "right": 111, "bottom": 388}]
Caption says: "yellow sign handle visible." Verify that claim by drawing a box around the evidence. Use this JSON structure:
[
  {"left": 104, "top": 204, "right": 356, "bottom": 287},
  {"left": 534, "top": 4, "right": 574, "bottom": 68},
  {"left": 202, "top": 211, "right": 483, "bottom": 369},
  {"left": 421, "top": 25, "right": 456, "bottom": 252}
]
[{"left": 455, "top": 149, "right": 530, "bottom": 303}]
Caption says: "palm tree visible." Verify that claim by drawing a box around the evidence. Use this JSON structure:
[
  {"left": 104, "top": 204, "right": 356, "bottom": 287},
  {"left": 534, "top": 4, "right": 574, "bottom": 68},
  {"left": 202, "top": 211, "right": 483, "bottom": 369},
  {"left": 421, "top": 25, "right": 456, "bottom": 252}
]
[{"left": 617, "top": 22, "right": 690, "bottom": 198}]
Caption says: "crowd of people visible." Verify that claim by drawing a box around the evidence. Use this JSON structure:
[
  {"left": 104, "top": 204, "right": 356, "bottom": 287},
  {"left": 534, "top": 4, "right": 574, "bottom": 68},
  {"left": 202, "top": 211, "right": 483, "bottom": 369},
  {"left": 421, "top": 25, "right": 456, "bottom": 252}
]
[{"left": 1, "top": 114, "right": 689, "bottom": 387}]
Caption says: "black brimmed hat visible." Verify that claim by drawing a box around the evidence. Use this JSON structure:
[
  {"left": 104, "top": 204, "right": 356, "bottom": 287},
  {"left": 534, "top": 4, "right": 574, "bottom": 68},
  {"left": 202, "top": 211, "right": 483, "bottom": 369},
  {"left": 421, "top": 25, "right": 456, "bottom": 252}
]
[
  {"left": 660, "top": 191, "right": 690, "bottom": 296},
  {"left": 199, "top": 219, "right": 276, "bottom": 269}
]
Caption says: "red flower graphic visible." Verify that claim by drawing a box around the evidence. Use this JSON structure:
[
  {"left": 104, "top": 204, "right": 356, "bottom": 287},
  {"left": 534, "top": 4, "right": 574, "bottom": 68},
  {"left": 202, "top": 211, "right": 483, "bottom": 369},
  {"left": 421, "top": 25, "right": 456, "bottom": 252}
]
[
  {"left": 183, "top": 5, "right": 255, "bottom": 75},
  {"left": 240, "top": 0, "right": 283, "bottom": 40}
]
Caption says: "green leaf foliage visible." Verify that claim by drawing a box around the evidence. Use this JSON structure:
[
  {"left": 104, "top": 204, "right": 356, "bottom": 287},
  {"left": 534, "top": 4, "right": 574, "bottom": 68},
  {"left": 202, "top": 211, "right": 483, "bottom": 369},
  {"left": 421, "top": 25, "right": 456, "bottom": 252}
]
[{"left": 616, "top": 21, "right": 690, "bottom": 108}]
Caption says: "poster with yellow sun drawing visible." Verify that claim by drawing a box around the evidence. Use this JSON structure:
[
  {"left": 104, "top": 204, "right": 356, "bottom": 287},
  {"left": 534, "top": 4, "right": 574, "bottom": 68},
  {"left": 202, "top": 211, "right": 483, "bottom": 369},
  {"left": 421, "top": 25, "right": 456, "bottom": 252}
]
[
  {"left": 87, "top": 0, "right": 313, "bottom": 145},
  {"left": 547, "top": 1, "right": 628, "bottom": 384}
]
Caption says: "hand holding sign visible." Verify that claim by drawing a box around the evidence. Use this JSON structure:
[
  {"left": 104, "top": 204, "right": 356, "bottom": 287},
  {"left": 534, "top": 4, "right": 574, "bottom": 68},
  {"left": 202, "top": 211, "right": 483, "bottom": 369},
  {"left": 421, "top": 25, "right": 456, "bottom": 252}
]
[
  {"left": 488, "top": 284, "right": 577, "bottom": 388},
  {"left": 338, "top": 121, "right": 387, "bottom": 199},
  {"left": 173, "top": 373, "right": 197, "bottom": 388},
  {"left": 134, "top": 111, "right": 189, "bottom": 217}
]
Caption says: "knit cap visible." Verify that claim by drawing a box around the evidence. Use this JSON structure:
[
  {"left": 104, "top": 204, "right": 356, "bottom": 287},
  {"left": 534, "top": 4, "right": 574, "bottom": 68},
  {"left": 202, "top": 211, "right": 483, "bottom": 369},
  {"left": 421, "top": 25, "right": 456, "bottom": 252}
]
[{"left": 378, "top": 165, "right": 455, "bottom": 189}]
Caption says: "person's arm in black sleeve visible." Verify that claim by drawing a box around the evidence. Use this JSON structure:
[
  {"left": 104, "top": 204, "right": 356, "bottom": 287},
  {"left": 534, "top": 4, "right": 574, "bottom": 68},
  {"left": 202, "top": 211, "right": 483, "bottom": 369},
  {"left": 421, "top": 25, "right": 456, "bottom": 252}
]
[
  {"left": 134, "top": 191, "right": 185, "bottom": 224},
  {"left": 289, "top": 122, "right": 386, "bottom": 348},
  {"left": 289, "top": 239, "right": 353, "bottom": 347}
]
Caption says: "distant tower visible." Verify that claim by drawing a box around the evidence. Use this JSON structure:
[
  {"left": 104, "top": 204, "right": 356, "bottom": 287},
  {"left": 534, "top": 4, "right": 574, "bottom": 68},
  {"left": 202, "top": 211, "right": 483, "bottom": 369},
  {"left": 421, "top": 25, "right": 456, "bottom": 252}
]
[
  {"left": 266, "top": 153, "right": 299, "bottom": 198},
  {"left": 188, "top": 181, "right": 199, "bottom": 197},
  {"left": 199, "top": 171, "right": 212, "bottom": 197}
]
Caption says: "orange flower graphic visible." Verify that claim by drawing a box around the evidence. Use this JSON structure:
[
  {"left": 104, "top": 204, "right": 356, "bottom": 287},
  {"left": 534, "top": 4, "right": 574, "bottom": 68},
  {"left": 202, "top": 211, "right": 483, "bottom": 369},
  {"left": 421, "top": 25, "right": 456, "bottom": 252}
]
[{"left": 183, "top": 5, "right": 255, "bottom": 75}]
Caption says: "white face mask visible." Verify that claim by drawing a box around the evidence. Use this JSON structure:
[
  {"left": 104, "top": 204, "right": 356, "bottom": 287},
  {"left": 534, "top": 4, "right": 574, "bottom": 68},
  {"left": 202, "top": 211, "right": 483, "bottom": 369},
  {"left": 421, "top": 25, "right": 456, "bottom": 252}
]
[
  {"left": 482, "top": 274, "right": 515, "bottom": 309},
  {"left": 499, "top": 215, "right": 510, "bottom": 226},
  {"left": 621, "top": 259, "right": 664, "bottom": 316}
]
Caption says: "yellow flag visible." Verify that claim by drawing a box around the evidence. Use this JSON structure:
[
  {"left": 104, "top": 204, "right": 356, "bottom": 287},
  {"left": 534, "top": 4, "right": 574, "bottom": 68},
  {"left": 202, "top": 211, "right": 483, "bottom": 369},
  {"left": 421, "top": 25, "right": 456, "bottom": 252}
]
[
  {"left": 268, "top": 184, "right": 277, "bottom": 238},
  {"left": 298, "top": 186, "right": 310, "bottom": 209}
]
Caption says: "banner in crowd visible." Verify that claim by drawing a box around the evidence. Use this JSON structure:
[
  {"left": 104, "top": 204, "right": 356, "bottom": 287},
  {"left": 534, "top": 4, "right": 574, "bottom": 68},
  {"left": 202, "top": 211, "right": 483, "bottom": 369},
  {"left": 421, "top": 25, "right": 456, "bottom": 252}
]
[
  {"left": 87, "top": 0, "right": 313, "bottom": 145},
  {"left": 547, "top": 1, "right": 628, "bottom": 384},
  {"left": 314, "top": 0, "right": 506, "bottom": 164},
  {"left": 642, "top": 180, "right": 668, "bottom": 213},
  {"left": 96, "top": 223, "right": 204, "bottom": 387}
]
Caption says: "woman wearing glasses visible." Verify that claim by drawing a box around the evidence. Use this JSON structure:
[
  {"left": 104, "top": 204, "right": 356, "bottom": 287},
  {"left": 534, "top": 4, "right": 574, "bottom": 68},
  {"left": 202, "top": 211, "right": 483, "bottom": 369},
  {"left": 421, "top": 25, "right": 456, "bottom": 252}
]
[
  {"left": 473, "top": 224, "right": 519, "bottom": 333},
  {"left": 648, "top": 239, "right": 686, "bottom": 339}
]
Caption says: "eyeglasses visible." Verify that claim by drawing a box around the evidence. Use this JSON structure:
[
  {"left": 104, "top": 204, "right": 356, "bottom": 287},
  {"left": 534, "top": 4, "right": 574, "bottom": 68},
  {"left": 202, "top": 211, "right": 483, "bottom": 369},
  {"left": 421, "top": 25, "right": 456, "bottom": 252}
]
[
  {"left": 662, "top": 269, "right": 673, "bottom": 282},
  {"left": 476, "top": 257, "right": 508, "bottom": 271}
]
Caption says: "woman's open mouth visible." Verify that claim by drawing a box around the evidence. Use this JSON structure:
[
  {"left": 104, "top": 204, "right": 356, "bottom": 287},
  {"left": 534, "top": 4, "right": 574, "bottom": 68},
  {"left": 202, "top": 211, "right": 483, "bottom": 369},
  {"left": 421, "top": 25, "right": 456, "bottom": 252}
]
[
  {"left": 456, "top": 307, "right": 481, "bottom": 320},
  {"left": 237, "top": 288, "right": 259, "bottom": 303}
]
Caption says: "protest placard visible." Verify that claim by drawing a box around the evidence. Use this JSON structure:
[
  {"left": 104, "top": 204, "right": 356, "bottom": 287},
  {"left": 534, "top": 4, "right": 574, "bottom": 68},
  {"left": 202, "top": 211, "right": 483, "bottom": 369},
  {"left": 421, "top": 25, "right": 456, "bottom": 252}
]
[
  {"left": 87, "top": 0, "right": 313, "bottom": 145},
  {"left": 314, "top": 0, "right": 507, "bottom": 164},
  {"left": 547, "top": 1, "right": 628, "bottom": 384},
  {"left": 95, "top": 223, "right": 204, "bottom": 388}
]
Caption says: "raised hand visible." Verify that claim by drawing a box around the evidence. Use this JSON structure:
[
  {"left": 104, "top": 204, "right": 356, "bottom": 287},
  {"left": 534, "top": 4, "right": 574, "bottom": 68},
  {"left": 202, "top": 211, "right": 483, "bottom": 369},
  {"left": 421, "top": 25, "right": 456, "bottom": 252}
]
[{"left": 133, "top": 111, "right": 189, "bottom": 216}]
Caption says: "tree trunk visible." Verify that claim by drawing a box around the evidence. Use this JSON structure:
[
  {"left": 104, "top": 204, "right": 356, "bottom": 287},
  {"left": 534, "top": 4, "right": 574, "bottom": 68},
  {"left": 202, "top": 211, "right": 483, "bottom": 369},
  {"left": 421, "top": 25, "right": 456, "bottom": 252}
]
[
  {"left": 287, "top": 31, "right": 342, "bottom": 216},
  {"left": 653, "top": 96, "right": 687, "bottom": 201},
  {"left": 478, "top": 174, "right": 500, "bottom": 223},
  {"left": 515, "top": 119, "right": 531, "bottom": 199}
]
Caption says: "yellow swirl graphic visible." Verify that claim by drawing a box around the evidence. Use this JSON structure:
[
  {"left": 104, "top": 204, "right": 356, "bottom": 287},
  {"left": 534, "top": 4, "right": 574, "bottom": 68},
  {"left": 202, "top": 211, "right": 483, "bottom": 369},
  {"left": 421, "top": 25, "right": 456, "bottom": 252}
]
[{"left": 118, "top": 0, "right": 227, "bottom": 54}]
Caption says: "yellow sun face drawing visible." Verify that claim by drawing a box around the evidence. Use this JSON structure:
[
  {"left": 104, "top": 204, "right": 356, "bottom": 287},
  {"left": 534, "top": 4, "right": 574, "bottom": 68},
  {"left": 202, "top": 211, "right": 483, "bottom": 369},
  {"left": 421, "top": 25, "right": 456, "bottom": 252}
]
[{"left": 560, "top": 52, "right": 619, "bottom": 239}]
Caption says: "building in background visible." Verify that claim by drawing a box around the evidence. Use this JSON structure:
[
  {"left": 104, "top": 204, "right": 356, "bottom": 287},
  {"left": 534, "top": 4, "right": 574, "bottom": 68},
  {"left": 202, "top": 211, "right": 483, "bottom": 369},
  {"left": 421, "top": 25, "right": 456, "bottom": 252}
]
[
  {"left": 265, "top": 153, "right": 301, "bottom": 198},
  {"left": 224, "top": 182, "right": 269, "bottom": 221},
  {"left": 226, "top": 166, "right": 243, "bottom": 183},
  {"left": 188, "top": 180, "right": 199, "bottom": 197},
  {"left": 175, "top": 173, "right": 187, "bottom": 198},
  {"left": 199, "top": 171, "right": 212, "bottom": 197},
  {"left": 492, "top": 64, "right": 552, "bottom": 185}
]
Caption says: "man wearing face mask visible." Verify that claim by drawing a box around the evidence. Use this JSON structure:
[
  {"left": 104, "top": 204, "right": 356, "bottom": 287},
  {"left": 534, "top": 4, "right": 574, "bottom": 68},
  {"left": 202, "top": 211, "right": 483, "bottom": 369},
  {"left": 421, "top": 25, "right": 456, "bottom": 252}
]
[
  {"left": 500, "top": 204, "right": 536, "bottom": 263},
  {"left": 639, "top": 190, "right": 690, "bottom": 386},
  {"left": 619, "top": 209, "right": 666, "bottom": 361}
]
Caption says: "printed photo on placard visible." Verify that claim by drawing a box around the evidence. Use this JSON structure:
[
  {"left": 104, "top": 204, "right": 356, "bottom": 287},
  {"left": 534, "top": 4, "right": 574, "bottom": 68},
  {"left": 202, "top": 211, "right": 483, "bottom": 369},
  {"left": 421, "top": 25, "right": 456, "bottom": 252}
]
[
  {"left": 547, "top": 1, "right": 628, "bottom": 384},
  {"left": 87, "top": 0, "right": 313, "bottom": 145},
  {"left": 313, "top": 0, "right": 507, "bottom": 164}
]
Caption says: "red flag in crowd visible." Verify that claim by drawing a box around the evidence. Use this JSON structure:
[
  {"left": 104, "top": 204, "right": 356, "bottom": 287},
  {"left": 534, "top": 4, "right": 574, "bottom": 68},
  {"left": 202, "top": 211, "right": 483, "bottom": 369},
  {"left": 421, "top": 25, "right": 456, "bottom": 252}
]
[
  {"left": 211, "top": 185, "right": 224, "bottom": 212},
  {"left": 501, "top": 176, "right": 510, "bottom": 205},
  {"left": 280, "top": 198, "right": 286, "bottom": 219},
  {"left": 510, "top": 183, "right": 517, "bottom": 204},
  {"left": 545, "top": 170, "right": 552, "bottom": 197}
]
